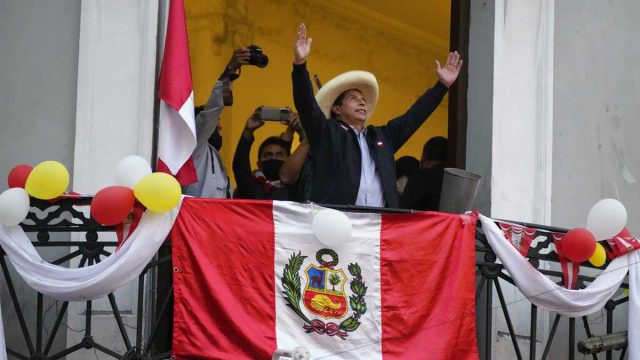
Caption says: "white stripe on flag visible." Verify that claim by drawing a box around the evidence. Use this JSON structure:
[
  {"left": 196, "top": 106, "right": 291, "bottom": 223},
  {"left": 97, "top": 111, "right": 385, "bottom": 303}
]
[
  {"left": 274, "top": 202, "right": 383, "bottom": 359},
  {"left": 157, "top": 91, "right": 196, "bottom": 173}
]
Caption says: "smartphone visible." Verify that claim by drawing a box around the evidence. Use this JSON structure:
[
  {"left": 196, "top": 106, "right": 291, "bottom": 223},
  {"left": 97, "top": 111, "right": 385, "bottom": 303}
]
[{"left": 260, "top": 107, "right": 290, "bottom": 122}]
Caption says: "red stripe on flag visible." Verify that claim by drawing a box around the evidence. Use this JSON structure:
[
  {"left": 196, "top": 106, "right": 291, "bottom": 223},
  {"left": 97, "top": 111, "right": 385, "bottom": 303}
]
[
  {"left": 171, "top": 199, "right": 276, "bottom": 359},
  {"left": 380, "top": 211, "right": 478, "bottom": 359},
  {"left": 157, "top": 0, "right": 197, "bottom": 185},
  {"left": 157, "top": 157, "right": 197, "bottom": 186},
  {"left": 159, "top": 0, "right": 193, "bottom": 109}
]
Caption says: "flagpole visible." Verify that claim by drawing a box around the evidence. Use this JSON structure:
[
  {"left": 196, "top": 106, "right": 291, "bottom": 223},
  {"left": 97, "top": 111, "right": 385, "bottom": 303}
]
[
  {"left": 151, "top": 0, "right": 169, "bottom": 172},
  {"left": 148, "top": 1, "right": 169, "bottom": 355}
]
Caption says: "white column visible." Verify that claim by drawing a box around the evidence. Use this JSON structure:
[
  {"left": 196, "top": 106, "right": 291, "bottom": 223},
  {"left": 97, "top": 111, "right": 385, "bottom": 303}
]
[
  {"left": 491, "top": 0, "right": 554, "bottom": 225},
  {"left": 488, "top": 1, "right": 555, "bottom": 358},
  {"left": 74, "top": 0, "right": 158, "bottom": 193},
  {"left": 70, "top": 1, "right": 159, "bottom": 357}
]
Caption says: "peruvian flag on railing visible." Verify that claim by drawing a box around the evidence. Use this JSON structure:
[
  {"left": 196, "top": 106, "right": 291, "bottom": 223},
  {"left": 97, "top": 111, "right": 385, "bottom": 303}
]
[
  {"left": 156, "top": 0, "right": 197, "bottom": 185},
  {"left": 171, "top": 199, "right": 479, "bottom": 359}
]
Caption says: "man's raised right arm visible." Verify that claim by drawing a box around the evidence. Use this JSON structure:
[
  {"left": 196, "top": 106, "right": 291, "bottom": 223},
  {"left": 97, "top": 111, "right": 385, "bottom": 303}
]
[{"left": 292, "top": 23, "right": 326, "bottom": 146}]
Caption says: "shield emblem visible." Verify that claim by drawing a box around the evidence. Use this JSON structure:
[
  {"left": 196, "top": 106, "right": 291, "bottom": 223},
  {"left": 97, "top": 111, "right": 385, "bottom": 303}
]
[{"left": 303, "top": 264, "right": 348, "bottom": 319}]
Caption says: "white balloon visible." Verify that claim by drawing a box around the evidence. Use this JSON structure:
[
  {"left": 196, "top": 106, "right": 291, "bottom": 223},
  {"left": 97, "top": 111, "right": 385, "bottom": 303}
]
[
  {"left": 586, "top": 198, "right": 627, "bottom": 240},
  {"left": 115, "top": 155, "right": 152, "bottom": 189},
  {"left": 312, "top": 209, "right": 352, "bottom": 248},
  {"left": 0, "top": 188, "right": 31, "bottom": 226}
]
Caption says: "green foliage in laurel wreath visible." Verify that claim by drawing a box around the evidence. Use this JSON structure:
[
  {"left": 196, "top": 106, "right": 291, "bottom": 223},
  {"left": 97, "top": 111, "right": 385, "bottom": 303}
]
[
  {"left": 281, "top": 252, "right": 310, "bottom": 323},
  {"left": 348, "top": 263, "right": 361, "bottom": 277},
  {"left": 340, "top": 262, "right": 368, "bottom": 332}
]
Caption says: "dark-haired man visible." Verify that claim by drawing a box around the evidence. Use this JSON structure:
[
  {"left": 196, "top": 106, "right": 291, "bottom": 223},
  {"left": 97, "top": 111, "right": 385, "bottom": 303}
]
[
  {"left": 400, "top": 136, "right": 448, "bottom": 211},
  {"left": 291, "top": 23, "right": 463, "bottom": 207},
  {"left": 232, "top": 108, "right": 302, "bottom": 200}
]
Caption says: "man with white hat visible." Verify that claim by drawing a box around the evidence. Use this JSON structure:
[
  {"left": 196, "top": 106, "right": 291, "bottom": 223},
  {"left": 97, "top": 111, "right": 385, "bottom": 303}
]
[{"left": 291, "top": 23, "right": 463, "bottom": 208}]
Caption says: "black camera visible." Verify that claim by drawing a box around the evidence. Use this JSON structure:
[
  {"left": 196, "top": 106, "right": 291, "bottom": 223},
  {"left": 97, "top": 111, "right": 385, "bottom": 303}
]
[{"left": 248, "top": 44, "right": 269, "bottom": 68}]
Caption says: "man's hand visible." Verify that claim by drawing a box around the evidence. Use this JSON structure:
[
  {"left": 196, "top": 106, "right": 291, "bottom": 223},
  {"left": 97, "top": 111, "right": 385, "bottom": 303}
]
[
  {"left": 287, "top": 112, "right": 305, "bottom": 139},
  {"left": 281, "top": 112, "right": 304, "bottom": 142},
  {"left": 243, "top": 108, "right": 264, "bottom": 139},
  {"left": 227, "top": 48, "right": 251, "bottom": 73},
  {"left": 435, "top": 51, "right": 463, "bottom": 88},
  {"left": 293, "top": 23, "right": 312, "bottom": 65}
]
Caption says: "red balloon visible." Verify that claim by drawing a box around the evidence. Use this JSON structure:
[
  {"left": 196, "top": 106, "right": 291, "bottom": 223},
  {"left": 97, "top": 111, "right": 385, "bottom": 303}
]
[
  {"left": 615, "top": 227, "right": 633, "bottom": 238},
  {"left": 90, "top": 186, "right": 135, "bottom": 226},
  {"left": 562, "top": 228, "right": 597, "bottom": 263},
  {"left": 7, "top": 164, "right": 33, "bottom": 188}
]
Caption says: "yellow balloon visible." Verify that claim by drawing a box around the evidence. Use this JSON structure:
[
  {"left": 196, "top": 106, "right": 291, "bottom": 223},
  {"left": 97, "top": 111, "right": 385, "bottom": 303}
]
[
  {"left": 24, "top": 161, "right": 69, "bottom": 200},
  {"left": 133, "top": 172, "right": 181, "bottom": 212},
  {"left": 588, "top": 242, "right": 607, "bottom": 267}
]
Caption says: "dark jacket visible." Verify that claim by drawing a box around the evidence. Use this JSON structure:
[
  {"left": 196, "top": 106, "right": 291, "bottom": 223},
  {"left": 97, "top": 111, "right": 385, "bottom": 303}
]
[
  {"left": 400, "top": 163, "right": 446, "bottom": 211},
  {"left": 292, "top": 63, "right": 448, "bottom": 208}
]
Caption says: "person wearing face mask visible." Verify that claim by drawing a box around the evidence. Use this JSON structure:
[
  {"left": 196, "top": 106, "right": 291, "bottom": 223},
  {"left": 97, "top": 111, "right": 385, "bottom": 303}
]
[
  {"left": 182, "top": 48, "right": 251, "bottom": 198},
  {"left": 232, "top": 109, "right": 302, "bottom": 200}
]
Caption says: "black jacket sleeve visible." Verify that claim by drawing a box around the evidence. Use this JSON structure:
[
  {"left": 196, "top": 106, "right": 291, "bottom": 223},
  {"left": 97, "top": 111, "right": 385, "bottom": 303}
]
[
  {"left": 232, "top": 134, "right": 257, "bottom": 199},
  {"left": 382, "top": 81, "right": 448, "bottom": 152},
  {"left": 292, "top": 62, "right": 329, "bottom": 148}
]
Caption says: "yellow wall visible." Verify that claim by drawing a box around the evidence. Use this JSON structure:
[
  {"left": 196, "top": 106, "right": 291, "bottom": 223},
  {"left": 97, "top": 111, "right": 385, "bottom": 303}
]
[{"left": 185, "top": 0, "right": 450, "bottom": 188}]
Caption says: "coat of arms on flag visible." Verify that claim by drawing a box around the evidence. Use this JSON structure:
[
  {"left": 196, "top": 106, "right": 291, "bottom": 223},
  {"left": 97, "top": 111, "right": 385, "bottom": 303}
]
[{"left": 282, "top": 249, "right": 367, "bottom": 339}]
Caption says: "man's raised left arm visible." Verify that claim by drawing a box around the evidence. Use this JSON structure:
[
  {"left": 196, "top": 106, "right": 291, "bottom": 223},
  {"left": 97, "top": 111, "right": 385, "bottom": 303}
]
[{"left": 384, "top": 51, "right": 463, "bottom": 151}]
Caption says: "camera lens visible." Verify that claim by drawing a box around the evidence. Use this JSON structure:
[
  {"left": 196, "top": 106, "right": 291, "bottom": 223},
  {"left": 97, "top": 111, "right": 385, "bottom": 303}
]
[
  {"left": 254, "top": 54, "right": 269, "bottom": 68},
  {"left": 248, "top": 45, "right": 269, "bottom": 68}
]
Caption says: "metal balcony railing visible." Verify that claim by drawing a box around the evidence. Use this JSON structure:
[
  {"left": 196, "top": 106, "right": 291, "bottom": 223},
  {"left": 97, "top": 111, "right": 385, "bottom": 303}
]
[{"left": 0, "top": 198, "right": 629, "bottom": 359}]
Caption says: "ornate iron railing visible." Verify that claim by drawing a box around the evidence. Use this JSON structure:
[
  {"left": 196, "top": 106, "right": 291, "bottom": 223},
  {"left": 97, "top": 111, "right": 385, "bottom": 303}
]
[
  {"left": 2, "top": 197, "right": 172, "bottom": 359},
  {"left": 0, "top": 199, "right": 629, "bottom": 359},
  {"left": 475, "top": 220, "right": 628, "bottom": 360}
]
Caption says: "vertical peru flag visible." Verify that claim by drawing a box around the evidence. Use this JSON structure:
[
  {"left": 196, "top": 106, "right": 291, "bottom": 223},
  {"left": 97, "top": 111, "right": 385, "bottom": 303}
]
[
  {"left": 156, "top": 0, "right": 197, "bottom": 185},
  {"left": 171, "top": 199, "right": 479, "bottom": 359}
]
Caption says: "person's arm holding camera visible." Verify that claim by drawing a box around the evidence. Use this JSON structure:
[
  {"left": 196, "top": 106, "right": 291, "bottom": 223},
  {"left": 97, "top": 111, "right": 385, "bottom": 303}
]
[
  {"left": 193, "top": 48, "right": 250, "bottom": 157},
  {"left": 279, "top": 112, "right": 307, "bottom": 185},
  {"left": 280, "top": 138, "right": 310, "bottom": 185},
  {"left": 232, "top": 108, "right": 264, "bottom": 198},
  {"left": 278, "top": 112, "right": 304, "bottom": 152},
  {"left": 219, "top": 47, "right": 250, "bottom": 81},
  {"left": 292, "top": 23, "right": 326, "bottom": 147}
]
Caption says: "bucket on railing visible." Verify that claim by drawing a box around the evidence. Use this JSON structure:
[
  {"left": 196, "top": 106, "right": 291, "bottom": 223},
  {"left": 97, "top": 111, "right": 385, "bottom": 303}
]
[{"left": 438, "top": 168, "right": 481, "bottom": 213}]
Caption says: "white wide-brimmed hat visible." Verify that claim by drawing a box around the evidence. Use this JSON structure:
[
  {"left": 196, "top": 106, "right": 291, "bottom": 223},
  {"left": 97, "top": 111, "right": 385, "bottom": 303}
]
[{"left": 315, "top": 70, "right": 379, "bottom": 119}]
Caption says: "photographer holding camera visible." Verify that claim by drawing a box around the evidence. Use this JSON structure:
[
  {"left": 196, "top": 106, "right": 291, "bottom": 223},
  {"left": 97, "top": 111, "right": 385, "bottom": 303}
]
[
  {"left": 181, "top": 48, "right": 249, "bottom": 198},
  {"left": 232, "top": 108, "right": 303, "bottom": 200},
  {"left": 184, "top": 44, "right": 272, "bottom": 198}
]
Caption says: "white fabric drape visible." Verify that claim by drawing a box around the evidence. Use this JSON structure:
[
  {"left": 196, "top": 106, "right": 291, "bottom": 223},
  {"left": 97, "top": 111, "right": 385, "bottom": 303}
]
[
  {"left": 480, "top": 214, "right": 638, "bottom": 359},
  {"left": 479, "top": 215, "right": 629, "bottom": 317},
  {"left": 0, "top": 200, "right": 181, "bottom": 360},
  {"left": 0, "top": 202, "right": 180, "bottom": 301}
]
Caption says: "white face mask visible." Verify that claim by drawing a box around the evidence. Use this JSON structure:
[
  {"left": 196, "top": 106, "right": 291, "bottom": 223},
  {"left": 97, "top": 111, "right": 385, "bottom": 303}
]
[{"left": 396, "top": 176, "right": 409, "bottom": 195}]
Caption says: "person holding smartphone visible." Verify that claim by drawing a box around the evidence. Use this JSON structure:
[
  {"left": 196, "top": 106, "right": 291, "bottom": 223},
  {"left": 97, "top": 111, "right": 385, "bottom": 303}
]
[
  {"left": 232, "top": 108, "right": 303, "bottom": 200},
  {"left": 291, "top": 23, "right": 462, "bottom": 207}
]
